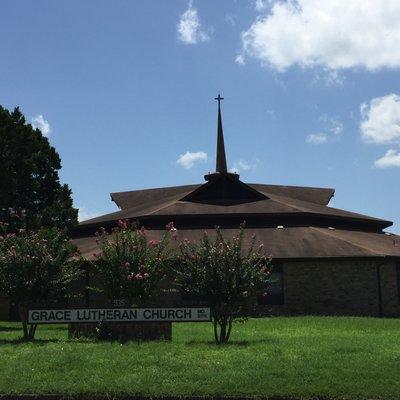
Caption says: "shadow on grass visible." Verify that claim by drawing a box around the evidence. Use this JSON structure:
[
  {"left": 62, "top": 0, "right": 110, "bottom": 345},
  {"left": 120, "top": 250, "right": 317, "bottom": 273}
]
[
  {"left": 185, "top": 338, "right": 277, "bottom": 347},
  {"left": 0, "top": 325, "right": 67, "bottom": 332},
  {"left": 0, "top": 338, "right": 64, "bottom": 345},
  {"left": 44, "top": 326, "right": 68, "bottom": 331},
  {"left": 0, "top": 326, "right": 22, "bottom": 332}
]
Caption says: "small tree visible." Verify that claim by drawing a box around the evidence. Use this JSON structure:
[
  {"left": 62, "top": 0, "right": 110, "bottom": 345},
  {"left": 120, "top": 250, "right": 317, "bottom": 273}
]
[
  {"left": 92, "top": 220, "right": 172, "bottom": 304},
  {"left": 0, "top": 223, "right": 81, "bottom": 340},
  {"left": 173, "top": 224, "right": 271, "bottom": 344}
]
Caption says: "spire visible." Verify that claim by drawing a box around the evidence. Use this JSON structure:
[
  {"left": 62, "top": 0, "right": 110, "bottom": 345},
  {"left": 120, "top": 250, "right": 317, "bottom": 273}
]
[
  {"left": 215, "top": 94, "right": 227, "bottom": 173},
  {"left": 204, "top": 93, "right": 239, "bottom": 182}
]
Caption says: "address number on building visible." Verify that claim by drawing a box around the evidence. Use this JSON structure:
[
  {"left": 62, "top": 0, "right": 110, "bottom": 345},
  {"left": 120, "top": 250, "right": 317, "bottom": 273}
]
[{"left": 28, "top": 307, "right": 211, "bottom": 324}]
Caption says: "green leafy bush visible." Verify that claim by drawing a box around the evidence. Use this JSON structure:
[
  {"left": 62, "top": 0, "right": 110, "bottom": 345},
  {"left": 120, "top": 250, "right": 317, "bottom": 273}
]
[
  {"left": 0, "top": 222, "right": 81, "bottom": 339},
  {"left": 92, "top": 220, "right": 173, "bottom": 304},
  {"left": 173, "top": 224, "right": 271, "bottom": 344}
]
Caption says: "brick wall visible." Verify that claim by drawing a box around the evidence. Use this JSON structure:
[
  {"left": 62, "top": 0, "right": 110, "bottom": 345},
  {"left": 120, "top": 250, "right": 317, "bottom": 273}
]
[
  {"left": 379, "top": 261, "right": 400, "bottom": 317},
  {"left": 1, "top": 259, "right": 399, "bottom": 320},
  {"left": 277, "top": 259, "right": 400, "bottom": 317}
]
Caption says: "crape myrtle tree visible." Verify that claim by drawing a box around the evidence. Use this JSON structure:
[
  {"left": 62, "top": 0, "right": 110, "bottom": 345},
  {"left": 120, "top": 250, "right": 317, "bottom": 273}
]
[
  {"left": 0, "top": 105, "right": 78, "bottom": 233},
  {"left": 0, "top": 222, "right": 81, "bottom": 340},
  {"left": 173, "top": 224, "right": 271, "bottom": 344},
  {"left": 91, "top": 220, "right": 174, "bottom": 304}
]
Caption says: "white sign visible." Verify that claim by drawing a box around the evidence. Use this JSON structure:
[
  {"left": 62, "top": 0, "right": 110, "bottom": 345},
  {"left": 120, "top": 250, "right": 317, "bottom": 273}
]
[{"left": 28, "top": 307, "right": 211, "bottom": 324}]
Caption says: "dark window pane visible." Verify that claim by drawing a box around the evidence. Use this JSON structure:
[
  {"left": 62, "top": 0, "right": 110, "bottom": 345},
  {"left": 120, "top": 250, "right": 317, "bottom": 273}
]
[{"left": 258, "top": 265, "right": 284, "bottom": 305}]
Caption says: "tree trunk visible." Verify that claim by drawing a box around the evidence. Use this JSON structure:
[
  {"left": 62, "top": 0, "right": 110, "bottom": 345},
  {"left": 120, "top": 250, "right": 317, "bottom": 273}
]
[
  {"left": 213, "top": 318, "right": 219, "bottom": 343},
  {"left": 19, "top": 304, "right": 37, "bottom": 341},
  {"left": 19, "top": 304, "right": 29, "bottom": 340},
  {"left": 212, "top": 315, "right": 233, "bottom": 344},
  {"left": 225, "top": 317, "right": 233, "bottom": 342},
  {"left": 28, "top": 323, "right": 37, "bottom": 340}
]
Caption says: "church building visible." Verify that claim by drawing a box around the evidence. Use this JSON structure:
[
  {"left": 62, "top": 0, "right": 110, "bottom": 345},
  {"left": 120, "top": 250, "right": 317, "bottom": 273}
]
[{"left": 69, "top": 96, "right": 400, "bottom": 317}]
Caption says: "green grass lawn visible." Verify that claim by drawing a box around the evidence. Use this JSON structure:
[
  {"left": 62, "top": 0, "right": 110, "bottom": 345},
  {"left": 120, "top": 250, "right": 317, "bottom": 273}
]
[{"left": 1, "top": 317, "right": 400, "bottom": 399}]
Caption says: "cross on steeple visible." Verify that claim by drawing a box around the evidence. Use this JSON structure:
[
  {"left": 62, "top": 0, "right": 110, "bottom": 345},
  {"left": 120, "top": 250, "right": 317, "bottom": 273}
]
[{"left": 214, "top": 93, "right": 224, "bottom": 106}]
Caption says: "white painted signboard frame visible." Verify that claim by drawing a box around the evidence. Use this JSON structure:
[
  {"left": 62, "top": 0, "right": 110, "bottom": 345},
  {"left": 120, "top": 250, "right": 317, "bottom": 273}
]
[{"left": 28, "top": 307, "right": 211, "bottom": 324}]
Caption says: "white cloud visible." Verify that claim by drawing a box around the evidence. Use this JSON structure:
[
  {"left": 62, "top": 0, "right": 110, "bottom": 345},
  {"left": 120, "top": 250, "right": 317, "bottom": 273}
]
[
  {"left": 255, "top": 0, "right": 267, "bottom": 12},
  {"left": 312, "top": 69, "right": 345, "bottom": 86},
  {"left": 177, "top": 151, "right": 207, "bottom": 170},
  {"left": 230, "top": 158, "right": 260, "bottom": 174},
  {"left": 235, "top": 54, "right": 245, "bottom": 65},
  {"left": 330, "top": 120, "right": 343, "bottom": 136},
  {"left": 374, "top": 149, "right": 400, "bottom": 169},
  {"left": 78, "top": 207, "right": 100, "bottom": 222},
  {"left": 306, "top": 133, "right": 327, "bottom": 145},
  {"left": 360, "top": 94, "right": 400, "bottom": 144},
  {"left": 242, "top": 0, "right": 400, "bottom": 71},
  {"left": 306, "top": 115, "right": 342, "bottom": 144},
  {"left": 320, "top": 114, "right": 343, "bottom": 136},
  {"left": 31, "top": 114, "right": 51, "bottom": 137},
  {"left": 177, "top": 2, "right": 209, "bottom": 44}
]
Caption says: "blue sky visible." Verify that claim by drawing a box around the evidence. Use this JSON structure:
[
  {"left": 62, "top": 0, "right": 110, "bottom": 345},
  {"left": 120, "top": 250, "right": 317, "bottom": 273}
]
[{"left": 1, "top": 0, "right": 400, "bottom": 232}]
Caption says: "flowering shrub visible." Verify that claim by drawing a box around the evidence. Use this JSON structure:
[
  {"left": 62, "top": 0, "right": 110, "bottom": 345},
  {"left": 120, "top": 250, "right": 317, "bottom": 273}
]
[
  {"left": 92, "top": 220, "right": 172, "bottom": 304},
  {"left": 173, "top": 224, "right": 271, "bottom": 344},
  {"left": 0, "top": 223, "right": 81, "bottom": 340}
]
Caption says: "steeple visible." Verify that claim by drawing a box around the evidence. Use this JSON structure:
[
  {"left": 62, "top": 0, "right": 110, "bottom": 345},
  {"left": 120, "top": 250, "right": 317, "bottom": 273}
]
[
  {"left": 215, "top": 94, "right": 227, "bottom": 173},
  {"left": 182, "top": 94, "right": 268, "bottom": 203},
  {"left": 205, "top": 94, "right": 239, "bottom": 182}
]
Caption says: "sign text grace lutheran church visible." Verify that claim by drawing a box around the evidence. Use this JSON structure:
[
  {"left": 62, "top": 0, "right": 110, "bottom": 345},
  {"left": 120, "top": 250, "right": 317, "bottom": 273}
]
[
  {"left": 1, "top": 95, "right": 400, "bottom": 319},
  {"left": 28, "top": 307, "right": 210, "bottom": 324}
]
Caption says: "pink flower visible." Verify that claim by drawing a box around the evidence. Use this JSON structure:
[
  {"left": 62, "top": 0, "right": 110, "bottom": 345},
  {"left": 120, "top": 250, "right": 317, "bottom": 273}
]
[
  {"left": 118, "top": 219, "right": 128, "bottom": 229},
  {"left": 148, "top": 239, "right": 160, "bottom": 246},
  {"left": 127, "top": 275, "right": 133, "bottom": 281},
  {"left": 124, "top": 261, "right": 130, "bottom": 269},
  {"left": 139, "top": 226, "right": 147, "bottom": 235},
  {"left": 134, "top": 273, "right": 143, "bottom": 280},
  {"left": 166, "top": 222, "right": 175, "bottom": 231}
]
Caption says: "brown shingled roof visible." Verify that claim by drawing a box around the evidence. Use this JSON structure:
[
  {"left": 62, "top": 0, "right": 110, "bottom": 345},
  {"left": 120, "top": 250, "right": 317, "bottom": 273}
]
[
  {"left": 73, "top": 227, "right": 400, "bottom": 261},
  {"left": 111, "top": 183, "right": 335, "bottom": 209},
  {"left": 77, "top": 188, "right": 391, "bottom": 231}
]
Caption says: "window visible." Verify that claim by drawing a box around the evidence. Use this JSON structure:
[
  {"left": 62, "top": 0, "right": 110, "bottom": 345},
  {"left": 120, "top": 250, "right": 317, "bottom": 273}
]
[{"left": 258, "top": 264, "right": 284, "bottom": 305}]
